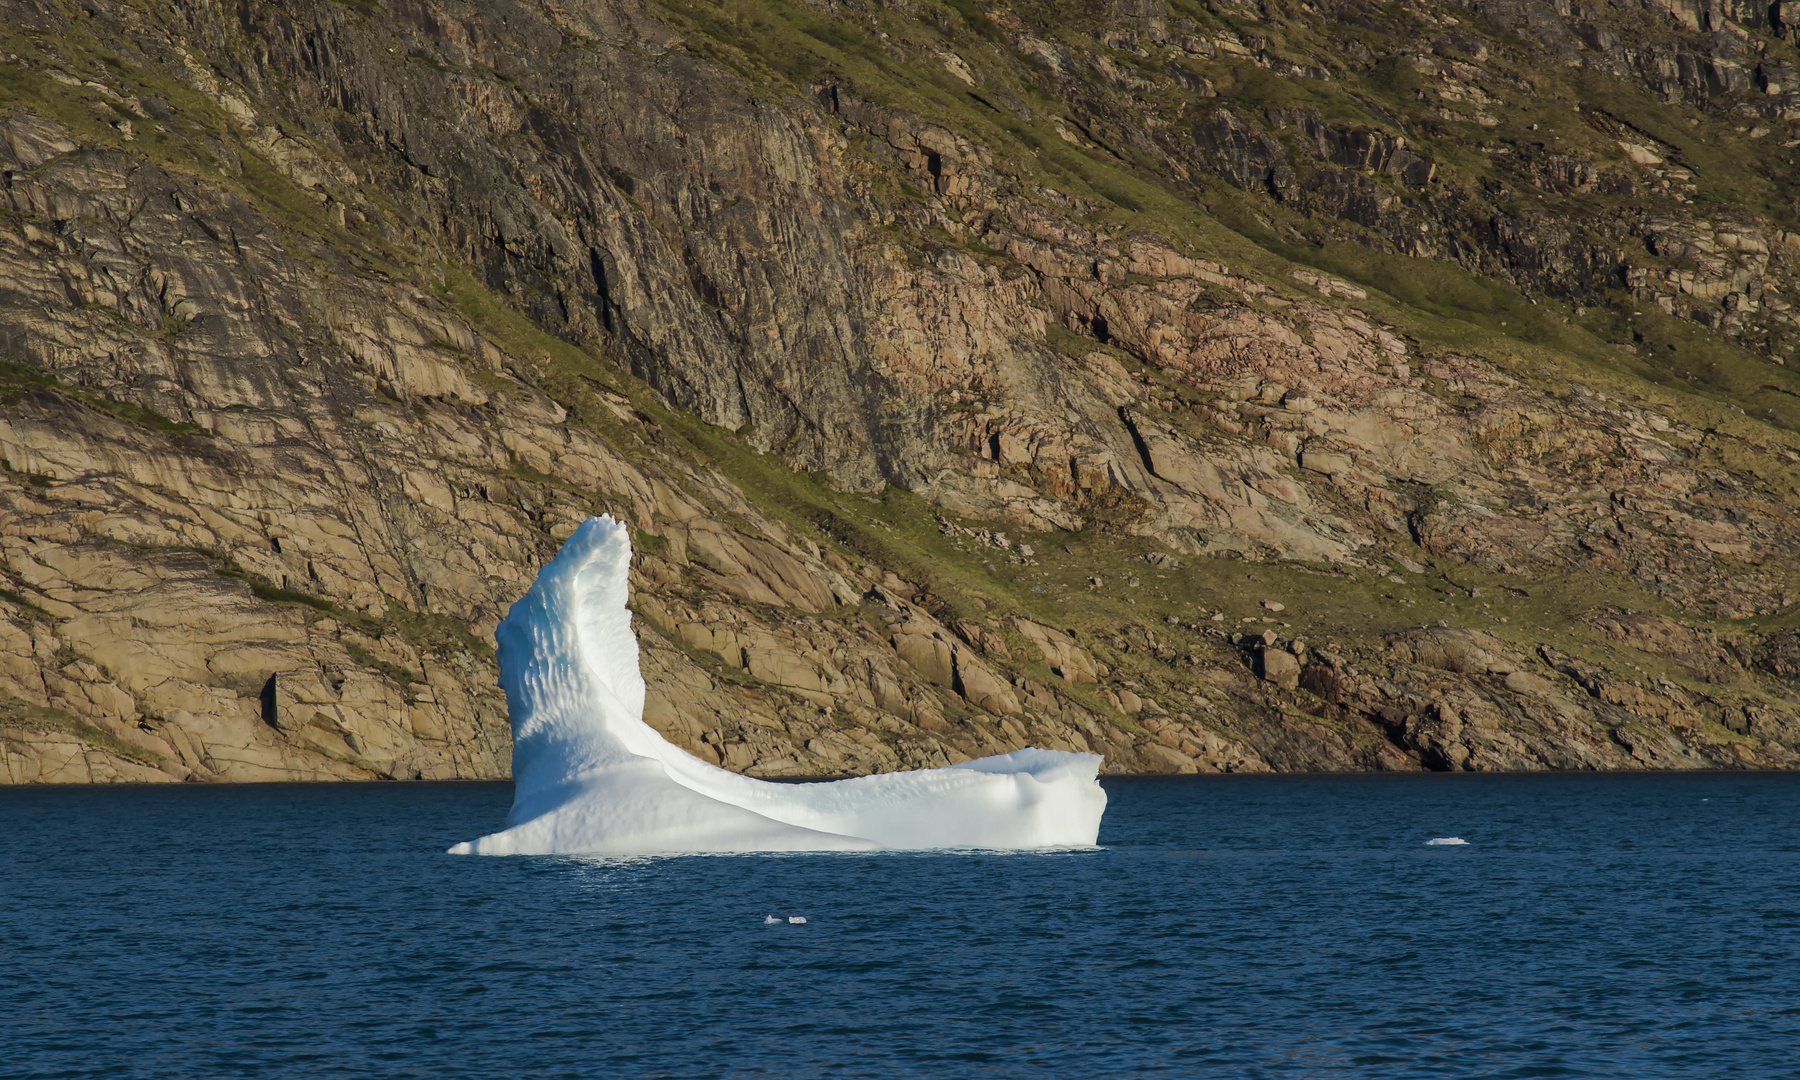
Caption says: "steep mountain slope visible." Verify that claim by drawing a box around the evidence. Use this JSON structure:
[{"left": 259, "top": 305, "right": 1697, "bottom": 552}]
[{"left": 1, "top": 0, "right": 1797, "bottom": 783}]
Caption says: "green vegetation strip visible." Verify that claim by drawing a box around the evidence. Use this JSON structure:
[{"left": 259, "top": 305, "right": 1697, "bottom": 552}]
[{"left": 0, "top": 693, "right": 165, "bottom": 768}]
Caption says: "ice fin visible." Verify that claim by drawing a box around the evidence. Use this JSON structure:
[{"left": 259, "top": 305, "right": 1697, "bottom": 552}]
[{"left": 451, "top": 515, "right": 1107, "bottom": 856}]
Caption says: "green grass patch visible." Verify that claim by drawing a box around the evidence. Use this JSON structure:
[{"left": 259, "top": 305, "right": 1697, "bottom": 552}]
[
  {"left": 0, "top": 587, "right": 49, "bottom": 616},
  {"left": 0, "top": 360, "right": 209, "bottom": 440},
  {"left": 635, "top": 528, "right": 670, "bottom": 556},
  {"left": 0, "top": 693, "right": 166, "bottom": 768},
  {"left": 344, "top": 642, "right": 419, "bottom": 686},
  {"left": 381, "top": 600, "right": 494, "bottom": 661}
]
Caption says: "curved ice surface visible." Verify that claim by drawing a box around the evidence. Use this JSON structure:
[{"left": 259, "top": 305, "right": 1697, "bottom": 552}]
[{"left": 450, "top": 515, "right": 1107, "bottom": 855}]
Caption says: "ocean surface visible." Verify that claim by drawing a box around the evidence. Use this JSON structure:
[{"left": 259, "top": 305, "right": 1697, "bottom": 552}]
[{"left": 2, "top": 773, "right": 1797, "bottom": 1079}]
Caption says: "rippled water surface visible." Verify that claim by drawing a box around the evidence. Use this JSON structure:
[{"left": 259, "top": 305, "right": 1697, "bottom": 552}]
[{"left": 4, "top": 773, "right": 1798, "bottom": 1078}]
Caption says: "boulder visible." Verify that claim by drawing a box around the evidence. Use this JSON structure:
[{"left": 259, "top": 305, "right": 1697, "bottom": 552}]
[
  {"left": 1012, "top": 618, "right": 1100, "bottom": 684},
  {"left": 1259, "top": 648, "right": 1301, "bottom": 690}
]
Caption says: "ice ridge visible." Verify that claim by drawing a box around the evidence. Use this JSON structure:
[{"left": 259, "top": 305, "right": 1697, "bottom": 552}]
[{"left": 450, "top": 515, "right": 1108, "bottom": 855}]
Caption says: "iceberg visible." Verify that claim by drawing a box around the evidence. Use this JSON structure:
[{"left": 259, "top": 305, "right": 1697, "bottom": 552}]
[{"left": 450, "top": 515, "right": 1107, "bottom": 855}]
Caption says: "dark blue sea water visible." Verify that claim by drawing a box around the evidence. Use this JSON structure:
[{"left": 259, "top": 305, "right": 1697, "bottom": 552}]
[{"left": 2, "top": 773, "right": 1797, "bottom": 1078}]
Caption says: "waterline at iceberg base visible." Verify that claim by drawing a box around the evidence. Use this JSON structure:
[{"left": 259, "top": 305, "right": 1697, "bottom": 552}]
[{"left": 450, "top": 516, "right": 1107, "bottom": 855}]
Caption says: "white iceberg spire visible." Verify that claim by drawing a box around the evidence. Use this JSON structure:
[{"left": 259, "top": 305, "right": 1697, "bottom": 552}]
[{"left": 450, "top": 515, "right": 1108, "bottom": 855}]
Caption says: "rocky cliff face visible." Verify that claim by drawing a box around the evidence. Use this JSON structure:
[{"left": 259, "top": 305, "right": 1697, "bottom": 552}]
[{"left": 2, "top": 0, "right": 1797, "bottom": 784}]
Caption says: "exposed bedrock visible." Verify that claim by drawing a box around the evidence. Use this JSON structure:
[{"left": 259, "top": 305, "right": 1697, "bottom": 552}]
[{"left": 1, "top": 0, "right": 1796, "bottom": 782}]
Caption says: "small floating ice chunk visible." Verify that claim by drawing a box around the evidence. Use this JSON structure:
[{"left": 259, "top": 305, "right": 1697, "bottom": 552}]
[
  {"left": 787, "top": 916, "right": 807, "bottom": 924},
  {"left": 449, "top": 516, "right": 1108, "bottom": 856},
  {"left": 1425, "top": 837, "right": 1469, "bottom": 846}
]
